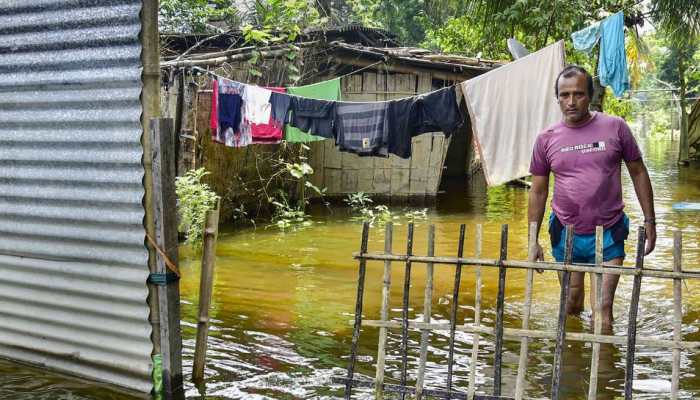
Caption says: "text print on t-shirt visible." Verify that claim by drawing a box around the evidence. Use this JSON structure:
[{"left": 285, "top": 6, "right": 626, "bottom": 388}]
[{"left": 559, "top": 140, "right": 606, "bottom": 154}]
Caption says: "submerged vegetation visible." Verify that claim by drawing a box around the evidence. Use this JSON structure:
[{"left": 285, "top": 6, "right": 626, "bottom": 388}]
[{"left": 175, "top": 168, "right": 220, "bottom": 247}]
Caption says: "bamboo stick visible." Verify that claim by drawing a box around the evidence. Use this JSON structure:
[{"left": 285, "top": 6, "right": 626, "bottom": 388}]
[
  {"left": 375, "top": 223, "right": 393, "bottom": 400},
  {"left": 468, "top": 224, "right": 483, "bottom": 400},
  {"left": 494, "top": 224, "right": 508, "bottom": 396},
  {"left": 624, "top": 227, "right": 646, "bottom": 399},
  {"left": 400, "top": 223, "right": 415, "bottom": 400},
  {"left": 361, "top": 319, "right": 700, "bottom": 349},
  {"left": 552, "top": 225, "right": 574, "bottom": 400},
  {"left": 416, "top": 225, "right": 436, "bottom": 399},
  {"left": 672, "top": 230, "right": 682, "bottom": 399},
  {"left": 515, "top": 223, "right": 538, "bottom": 399},
  {"left": 588, "top": 226, "right": 604, "bottom": 400},
  {"left": 448, "top": 224, "right": 466, "bottom": 396},
  {"left": 192, "top": 200, "right": 221, "bottom": 382},
  {"left": 161, "top": 47, "right": 298, "bottom": 68},
  {"left": 352, "top": 253, "right": 700, "bottom": 280},
  {"left": 344, "top": 222, "right": 370, "bottom": 400}
]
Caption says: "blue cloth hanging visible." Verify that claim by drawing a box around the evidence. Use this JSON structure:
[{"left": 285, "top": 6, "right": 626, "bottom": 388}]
[{"left": 571, "top": 12, "right": 630, "bottom": 98}]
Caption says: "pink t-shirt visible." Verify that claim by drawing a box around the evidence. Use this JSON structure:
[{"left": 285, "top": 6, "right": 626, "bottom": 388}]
[{"left": 529, "top": 112, "right": 642, "bottom": 234}]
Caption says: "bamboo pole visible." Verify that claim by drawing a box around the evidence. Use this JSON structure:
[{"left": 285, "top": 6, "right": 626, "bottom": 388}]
[
  {"left": 416, "top": 225, "right": 436, "bottom": 399},
  {"left": 344, "top": 222, "right": 370, "bottom": 400},
  {"left": 161, "top": 47, "right": 298, "bottom": 68},
  {"left": 361, "top": 320, "right": 700, "bottom": 349},
  {"left": 375, "top": 223, "right": 393, "bottom": 400},
  {"left": 588, "top": 226, "right": 604, "bottom": 400},
  {"left": 625, "top": 227, "right": 646, "bottom": 399},
  {"left": 448, "top": 225, "right": 466, "bottom": 396},
  {"left": 352, "top": 253, "right": 700, "bottom": 280},
  {"left": 515, "top": 223, "right": 538, "bottom": 399},
  {"left": 192, "top": 200, "right": 221, "bottom": 383},
  {"left": 468, "top": 225, "right": 483, "bottom": 400},
  {"left": 672, "top": 230, "right": 683, "bottom": 399},
  {"left": 552, "top": 225, "right": 574, "bottom": 400},
  {"left": 400, "top": 223, "right": 415, "bottom": 400},
  {"left": 493, "top": 224, "right": 508, "bottom": 396}
]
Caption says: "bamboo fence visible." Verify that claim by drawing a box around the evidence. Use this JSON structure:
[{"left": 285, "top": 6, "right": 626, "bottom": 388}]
[{"left": 333, "top": 221, "right": 698, "bottom": 400}]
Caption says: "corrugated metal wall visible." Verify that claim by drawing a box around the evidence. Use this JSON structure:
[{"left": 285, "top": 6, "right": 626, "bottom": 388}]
[{"left": 0, "top": 0, "right": 153, "bottom": 393}]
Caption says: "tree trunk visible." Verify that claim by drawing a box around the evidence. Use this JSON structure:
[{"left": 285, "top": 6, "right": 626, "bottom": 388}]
[
  {"left": 591, "top": 76, "right": 605, "bottom": 112},
  {"left": 678, "top": 59, "right": 690, "bottom": 163}
]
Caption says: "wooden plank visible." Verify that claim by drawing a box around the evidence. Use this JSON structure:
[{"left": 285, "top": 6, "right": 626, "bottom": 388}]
[
  {"left": 391, "top": 166, "right": 410, "bottom": 195},
  {"left": 409, "top": 166, "right": 428, "bottom": 195},
  {"left": 341, "top": 169, "right": 359, "bottom": 194},
  {"left": 672, "top": 231, "right": 683, "bottom": 400},
  {"left": 375, "top": 223, "right": 394, "bottom": 400},
  {"left": 149, "top": 118, "right": 184, "bottom": 398},
  {"left": 624, "top": 227, "right": 646, "bottom": 399},
  {"left": 308, "top": 141, "right": 325, "bottom": 191},
  {"left": 326, "top": 168, "right": 342, "bottom": 194},
  {"left": 400, "top": 223, "right": 415, "bottom": 400},
  {"left": 515, "top": 223, "right": 537, "bottom": 399},
  {"left": 588, "top": 226, "right": 604, "bottom": 400},
  {"left": 325, "top": 138, "right": 342, "bottom": 169},
  {"left": 552, "top": 225, "right": 574, "bottom": 400},
  {"left": 447, "top": 225, "right": 466, "bottom": 396},
  {"left": 493, "top": 224, "right": 508, "bottom": 396},
  {"left": 341, "top": 151, "right": 363, "bottom": 170},
  {"left": 373, "top": 168, "right": 391, "bottom": 193},
  {"left": 345, "top": 222, "right": 371, "bottom": 400},
  {"left": 192, "top": 200, "right": 220, "bottom": 382},
  {"left": 416, "top": 225, "right": 436, "bottom": 399},
  {"left": 357, "top": 168, "right": 374, "bottom": 193},
  {"left": 468, "top": 224, "right": 483, "bottom": 398},
  {"left": 417, "top": 72, "right": 433, "bottom": 94}
]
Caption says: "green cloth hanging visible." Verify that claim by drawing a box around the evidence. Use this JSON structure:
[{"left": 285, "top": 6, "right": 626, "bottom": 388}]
[{"left": 285, "top": 78, "right": 341, "bottom": 143}]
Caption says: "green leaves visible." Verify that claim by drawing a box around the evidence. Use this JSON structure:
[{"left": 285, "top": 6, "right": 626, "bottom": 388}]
[{"left": 175, "top": 168, "right": 220, "bottom": 249}]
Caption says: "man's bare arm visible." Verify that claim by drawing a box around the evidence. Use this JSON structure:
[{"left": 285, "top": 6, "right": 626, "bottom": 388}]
[
  {"left": 625, "top": 158, "right": 656, "bottom": 255},
  {"left": 528, "top": 174, "right": 550, "bottom": 260}
]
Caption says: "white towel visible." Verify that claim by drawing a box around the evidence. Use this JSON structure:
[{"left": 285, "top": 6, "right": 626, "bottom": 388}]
[
  {"left": 242, "top": 85, "right": 272, "bottom": 124},
  {"left": 461, "top": 41, "right": 566, "bottom": 186}
]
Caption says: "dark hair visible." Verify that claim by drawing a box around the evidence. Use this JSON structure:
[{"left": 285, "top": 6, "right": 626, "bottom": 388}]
[{"left": 555, "top": 65, "right": 594, "bottom": 98}]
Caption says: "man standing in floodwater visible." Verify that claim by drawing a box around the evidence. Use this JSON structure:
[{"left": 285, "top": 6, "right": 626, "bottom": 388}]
[{"left": 528, "top": 65, "right": 656, "bottom": 331}]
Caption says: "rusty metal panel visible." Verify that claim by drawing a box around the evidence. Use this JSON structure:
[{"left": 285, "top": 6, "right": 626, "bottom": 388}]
[{"left": 0, "top": 0, "right": 152, "bottom": 394}]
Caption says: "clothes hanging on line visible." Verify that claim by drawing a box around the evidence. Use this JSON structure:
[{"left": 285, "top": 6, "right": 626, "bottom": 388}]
[
  {"left": 250, "top": 87, "right": 286, "bottom": 144},
  {"left": 461, "top": 40, "right": 566, "bottom": 186},
  {"left": 335, "top": 101, "right": 390, "bottom": 156},
  {"left": 288, "top": 96, "right": 336, "bottom": 139},
  {"left": 387, "top": 86, "right": 464, "bottom": 158},
  {"left": 286, "top": 78, "right": 341, "bottom": 143},
  {"left": 210, "top": 77, "right": 247, "bottom": 147},
  {"left": 571, "top": 12, "right": 629, "bottom": 97},
  {"left": 243, "top": 85, "right": 273, "bottom": 124}
]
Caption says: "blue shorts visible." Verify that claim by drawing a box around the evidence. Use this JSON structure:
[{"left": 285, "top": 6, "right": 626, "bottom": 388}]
[{"left": 549, "top": 213, "right": 628, "bottom": 263}]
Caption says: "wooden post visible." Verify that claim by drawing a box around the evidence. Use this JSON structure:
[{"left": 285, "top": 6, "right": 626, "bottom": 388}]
[
  {"left": 672, "top": 231, "right": 682, "bottom": 399},
  {"left": 493, "top": 224, "right": 508, "bottom": 397},
  {"left": 515, "top": 222, "right": 538, "bottom": 399},
  {"left": 588, "top": 226, "right": 604, "bottom": 400},
  {"left": 624, "top": 227, "right": 646, "bottom": 399},
  {"left": 416, "top": 225, "right": 436, "bottom": 399},
  {"left": 192, "top": 199, "right": 221, "bottom": 382},
  {"left": 467, "top": 224, "right": 483, "bottom": 400},
  {"left": 552, "top": 225, "right": 574, "bottom": 400},
  {"left": 375, "top": 223, "right": 393, "bottom": 400},
  {"left": 344, "top": 222, "right": 370, "bottom": 399},
  {"left": 149, "top": 118, "right": 185, "bottom": 399},
  {"left": 400, "top": 223, "right": 415, "bottom": 400},
  {"left": 447, "top": 224, "right": 466, "bottom": 396}
]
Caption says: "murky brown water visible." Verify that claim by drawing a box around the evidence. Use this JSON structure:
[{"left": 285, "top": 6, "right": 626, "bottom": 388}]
[{"left": 2, "top": 137, "right": 700, "bottom": 399}]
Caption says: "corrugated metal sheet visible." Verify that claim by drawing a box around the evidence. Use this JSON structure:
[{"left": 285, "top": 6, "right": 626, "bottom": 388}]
[{"left": 0, "top": 0, "right": 153, "bottom": 393}]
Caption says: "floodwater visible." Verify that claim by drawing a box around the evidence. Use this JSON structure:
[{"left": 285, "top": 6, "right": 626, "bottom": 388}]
[{"left": 2, "top": 136, "right": 700, "bottom": 399}]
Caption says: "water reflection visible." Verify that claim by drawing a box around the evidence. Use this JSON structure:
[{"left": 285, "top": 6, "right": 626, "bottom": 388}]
[{"left": 1, "top": 137, "right": 699, "bottom": 399}]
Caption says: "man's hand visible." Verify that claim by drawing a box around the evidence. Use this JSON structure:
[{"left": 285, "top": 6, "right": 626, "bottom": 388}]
[
  {"left": 644, "top": 222, "right": 656, "bottom": 255},
  {"left": 529, "top": 242, "right": 544, "bottom": 262}
]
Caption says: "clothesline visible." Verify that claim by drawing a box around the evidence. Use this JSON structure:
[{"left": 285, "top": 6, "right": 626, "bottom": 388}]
[{"left": 188, "top": 65, "right": 460, "bottom": 104}]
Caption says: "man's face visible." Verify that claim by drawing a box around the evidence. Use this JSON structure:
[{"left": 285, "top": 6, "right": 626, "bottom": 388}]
[{"left": 556, "top": 73, "right": 591, "bottom": 125}]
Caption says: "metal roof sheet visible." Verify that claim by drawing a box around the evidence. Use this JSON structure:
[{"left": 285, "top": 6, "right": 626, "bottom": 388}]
[{"left": 0, "top": 0, "right": 153, "bottom": 394}]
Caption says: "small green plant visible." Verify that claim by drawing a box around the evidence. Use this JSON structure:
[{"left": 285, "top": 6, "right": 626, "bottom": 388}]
[
  {"left": 175, "top": 168, "right": 219, "bottom": 248},
  {"left": 404, "top": 208, "right": 429, "bottom": 221},
  {"left": 269, "top": 191, "right": 312, "bottom": 229},
  {"left": 346, "top": 193, "right": 396, "bottom": 225},
  {"left": 345, "top": 192, "right": 373, "bottom": 210}
]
